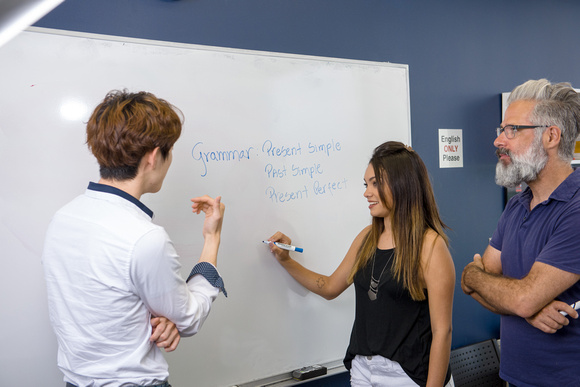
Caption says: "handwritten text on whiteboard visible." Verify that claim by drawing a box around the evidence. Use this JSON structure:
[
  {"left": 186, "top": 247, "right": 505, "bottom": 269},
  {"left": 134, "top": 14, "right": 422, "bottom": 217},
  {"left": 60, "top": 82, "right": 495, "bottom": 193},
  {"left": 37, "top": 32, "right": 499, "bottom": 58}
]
[{"left": 191, "top": 139, "right": 348, "bottom": 203}]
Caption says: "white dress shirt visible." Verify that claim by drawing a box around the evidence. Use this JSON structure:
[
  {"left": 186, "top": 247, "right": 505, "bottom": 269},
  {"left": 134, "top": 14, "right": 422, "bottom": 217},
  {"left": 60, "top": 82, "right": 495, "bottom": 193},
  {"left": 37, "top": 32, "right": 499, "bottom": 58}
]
[{"left": 42, "top": 182, "right": 225, "bottom": 387}]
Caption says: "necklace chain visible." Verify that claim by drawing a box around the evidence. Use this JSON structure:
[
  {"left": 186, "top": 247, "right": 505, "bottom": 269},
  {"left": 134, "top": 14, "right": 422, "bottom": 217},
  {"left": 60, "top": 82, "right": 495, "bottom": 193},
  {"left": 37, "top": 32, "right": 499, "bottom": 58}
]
[{"left": 368, "top": 252, "right": 391, "bottom": 301}]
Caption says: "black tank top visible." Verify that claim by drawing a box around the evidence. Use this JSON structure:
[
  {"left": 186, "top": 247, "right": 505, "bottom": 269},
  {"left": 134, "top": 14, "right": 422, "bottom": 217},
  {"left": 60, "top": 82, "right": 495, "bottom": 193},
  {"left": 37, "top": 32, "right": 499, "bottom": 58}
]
[{"left": 343, "top": 248, "right": 451, "bottom": 386}]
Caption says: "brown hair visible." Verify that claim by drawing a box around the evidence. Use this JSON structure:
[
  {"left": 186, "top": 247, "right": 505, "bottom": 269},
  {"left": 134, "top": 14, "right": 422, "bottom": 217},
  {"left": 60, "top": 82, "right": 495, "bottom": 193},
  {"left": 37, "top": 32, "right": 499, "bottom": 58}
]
[
  {"left": 348, "top": 141, "right": 448, "bottom": 301},
  {"left": 86, "top": 90, "right": 183, "bottom": 180}
]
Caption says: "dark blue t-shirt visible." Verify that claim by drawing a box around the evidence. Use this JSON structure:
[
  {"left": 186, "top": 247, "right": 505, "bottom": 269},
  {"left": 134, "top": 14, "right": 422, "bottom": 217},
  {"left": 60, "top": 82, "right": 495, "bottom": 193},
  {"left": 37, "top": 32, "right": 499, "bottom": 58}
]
[{"left": 490, "top": 168, "right": 580, "bottom": 387}]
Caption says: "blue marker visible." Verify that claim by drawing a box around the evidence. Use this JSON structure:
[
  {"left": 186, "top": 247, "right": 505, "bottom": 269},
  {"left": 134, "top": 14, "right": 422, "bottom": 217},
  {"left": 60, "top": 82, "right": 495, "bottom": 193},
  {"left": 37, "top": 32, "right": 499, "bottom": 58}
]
[{"left": 262, "top": 240, "right": 303, "bottom": 253}]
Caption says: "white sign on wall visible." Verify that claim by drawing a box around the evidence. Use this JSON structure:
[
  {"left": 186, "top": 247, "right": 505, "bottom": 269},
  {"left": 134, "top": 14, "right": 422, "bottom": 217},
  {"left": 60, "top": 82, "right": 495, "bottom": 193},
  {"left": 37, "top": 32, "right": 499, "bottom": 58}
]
[{"left": 439, "top": 129, "right": 463, "bottom": 168}]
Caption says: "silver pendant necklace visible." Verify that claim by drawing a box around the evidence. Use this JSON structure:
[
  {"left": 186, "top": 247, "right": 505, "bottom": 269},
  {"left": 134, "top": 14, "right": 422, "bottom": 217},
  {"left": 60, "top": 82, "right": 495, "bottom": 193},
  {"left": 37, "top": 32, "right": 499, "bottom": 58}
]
[{"left": 368, "top": 252, "right": 391, "bottom": 301}]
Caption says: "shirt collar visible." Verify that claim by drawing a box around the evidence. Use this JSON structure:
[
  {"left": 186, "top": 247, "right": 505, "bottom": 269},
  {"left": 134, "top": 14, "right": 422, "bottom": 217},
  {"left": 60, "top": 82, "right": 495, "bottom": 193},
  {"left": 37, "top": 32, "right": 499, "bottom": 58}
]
[
  {"left": 516, "top": 168, "right": 580, "bottom": 208},
  {"left": 550, "top": 168, "right": 580, "bottom": 202},
  {"left": 87, "top": 182, "right": 154, "bottom": 218}
]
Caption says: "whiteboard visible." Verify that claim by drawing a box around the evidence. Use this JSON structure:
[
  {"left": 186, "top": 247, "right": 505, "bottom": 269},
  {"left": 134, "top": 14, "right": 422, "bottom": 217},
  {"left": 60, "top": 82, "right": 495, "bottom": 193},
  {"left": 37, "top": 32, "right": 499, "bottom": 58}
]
[{"left": 0, "top": 28, "right": 410, "bottom": 387}]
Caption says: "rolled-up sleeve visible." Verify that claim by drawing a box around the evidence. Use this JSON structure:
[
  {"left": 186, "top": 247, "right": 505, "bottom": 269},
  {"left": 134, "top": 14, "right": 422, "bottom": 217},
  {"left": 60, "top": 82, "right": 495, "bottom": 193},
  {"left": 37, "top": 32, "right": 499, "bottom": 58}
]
[{"left": 129, "top": 227, "right": 226, "bottom": 337}]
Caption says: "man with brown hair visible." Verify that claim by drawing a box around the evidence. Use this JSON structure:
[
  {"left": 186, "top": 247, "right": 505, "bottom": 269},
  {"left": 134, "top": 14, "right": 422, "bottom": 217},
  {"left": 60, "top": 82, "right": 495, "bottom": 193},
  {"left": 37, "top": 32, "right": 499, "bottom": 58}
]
[{"left": 42, "top": 90, "right": 226, "bottom": 387}]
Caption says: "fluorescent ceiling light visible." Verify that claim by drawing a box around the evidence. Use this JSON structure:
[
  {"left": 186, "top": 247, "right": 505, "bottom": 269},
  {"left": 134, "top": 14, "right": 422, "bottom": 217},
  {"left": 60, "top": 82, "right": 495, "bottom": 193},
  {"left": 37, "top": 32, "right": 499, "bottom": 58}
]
[{"left": 0, "top": 0, "right": 64, "bottom": 48}]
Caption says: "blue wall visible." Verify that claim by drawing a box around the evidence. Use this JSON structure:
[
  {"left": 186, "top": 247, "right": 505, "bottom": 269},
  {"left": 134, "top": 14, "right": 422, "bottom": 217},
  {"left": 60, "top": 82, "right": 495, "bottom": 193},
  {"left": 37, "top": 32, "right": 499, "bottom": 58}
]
[{"left": 34, "top": 0, "right": 580, "bottom": 381}]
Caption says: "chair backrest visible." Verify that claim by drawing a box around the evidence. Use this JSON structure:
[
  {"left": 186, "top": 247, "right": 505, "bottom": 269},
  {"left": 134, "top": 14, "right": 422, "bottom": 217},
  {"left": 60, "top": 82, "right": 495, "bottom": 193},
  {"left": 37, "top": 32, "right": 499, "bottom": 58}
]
[{"left": 449, "top": 339, "right": 505, "bottom": 387}]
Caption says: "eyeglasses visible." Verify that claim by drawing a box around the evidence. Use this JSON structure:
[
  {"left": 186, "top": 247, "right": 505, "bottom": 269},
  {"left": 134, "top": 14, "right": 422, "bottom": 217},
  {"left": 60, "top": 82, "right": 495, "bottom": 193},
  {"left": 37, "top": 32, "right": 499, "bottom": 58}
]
[{"left": 496, "top": 125, "right": 549, "bottom": 139}]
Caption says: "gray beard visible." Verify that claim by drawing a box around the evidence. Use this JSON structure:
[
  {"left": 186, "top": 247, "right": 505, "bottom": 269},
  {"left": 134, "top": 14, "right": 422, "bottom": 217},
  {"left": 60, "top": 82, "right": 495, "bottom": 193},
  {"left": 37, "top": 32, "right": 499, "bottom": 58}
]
[{"left": 495, "top": 136, "right": 548, "bottom": 188}]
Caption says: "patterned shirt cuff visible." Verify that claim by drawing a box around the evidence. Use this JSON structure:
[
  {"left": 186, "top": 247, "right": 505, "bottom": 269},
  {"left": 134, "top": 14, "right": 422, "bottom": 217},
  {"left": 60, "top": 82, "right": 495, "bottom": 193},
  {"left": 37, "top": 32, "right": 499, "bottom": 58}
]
[{"left": 187, "top": 261, "right": 227, "bottom": 297}]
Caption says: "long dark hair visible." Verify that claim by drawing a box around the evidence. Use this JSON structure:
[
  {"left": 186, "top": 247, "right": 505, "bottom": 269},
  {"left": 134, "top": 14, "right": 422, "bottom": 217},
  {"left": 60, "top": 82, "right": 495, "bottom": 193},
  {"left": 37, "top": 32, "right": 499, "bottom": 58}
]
[{"left": 348, "top": 141, "right": 448, "bottom": 301}]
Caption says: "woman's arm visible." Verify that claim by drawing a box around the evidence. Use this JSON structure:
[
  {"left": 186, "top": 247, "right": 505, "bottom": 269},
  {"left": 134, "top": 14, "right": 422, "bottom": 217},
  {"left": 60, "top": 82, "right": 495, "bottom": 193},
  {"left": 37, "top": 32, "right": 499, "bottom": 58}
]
[
  {"left": 267, "top": 227, "right": 369, "bottom": 300},
  {"left": 422, "top": 231, "right": 455, "bottom": 387}
]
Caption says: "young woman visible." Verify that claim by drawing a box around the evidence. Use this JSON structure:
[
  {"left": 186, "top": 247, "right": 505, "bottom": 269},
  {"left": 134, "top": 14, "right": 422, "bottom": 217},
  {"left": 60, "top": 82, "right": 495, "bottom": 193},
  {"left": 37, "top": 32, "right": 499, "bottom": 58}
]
[{"left": 267, "top": 141, "right": 455, "bottom": 387}]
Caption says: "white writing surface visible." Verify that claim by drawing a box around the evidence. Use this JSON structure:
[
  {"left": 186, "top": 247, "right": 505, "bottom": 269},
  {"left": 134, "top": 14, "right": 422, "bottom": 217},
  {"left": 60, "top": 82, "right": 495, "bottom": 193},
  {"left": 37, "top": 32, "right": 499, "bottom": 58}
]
[{"left": 0, "top": 28, "right": 410, "bottom": 386}]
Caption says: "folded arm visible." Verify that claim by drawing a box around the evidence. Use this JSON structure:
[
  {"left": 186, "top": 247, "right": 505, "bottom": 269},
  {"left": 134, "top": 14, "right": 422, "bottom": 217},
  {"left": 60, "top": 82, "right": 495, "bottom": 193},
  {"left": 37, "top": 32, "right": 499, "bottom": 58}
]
[
  {"left": 150, "top": 316, "right": 181, "bottom": 352},
  {"left": 131, "top": 228, "right": 223, "bottom": 337},
  {"left": 462, "top": 245, "right": 580, "bottom": 318}
]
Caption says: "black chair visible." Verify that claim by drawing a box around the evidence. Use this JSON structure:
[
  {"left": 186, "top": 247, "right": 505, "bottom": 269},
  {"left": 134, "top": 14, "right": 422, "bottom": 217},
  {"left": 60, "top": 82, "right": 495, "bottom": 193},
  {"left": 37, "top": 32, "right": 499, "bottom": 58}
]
[{"left": 449, "top": 339, "right": 506, "bottom": 387}]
